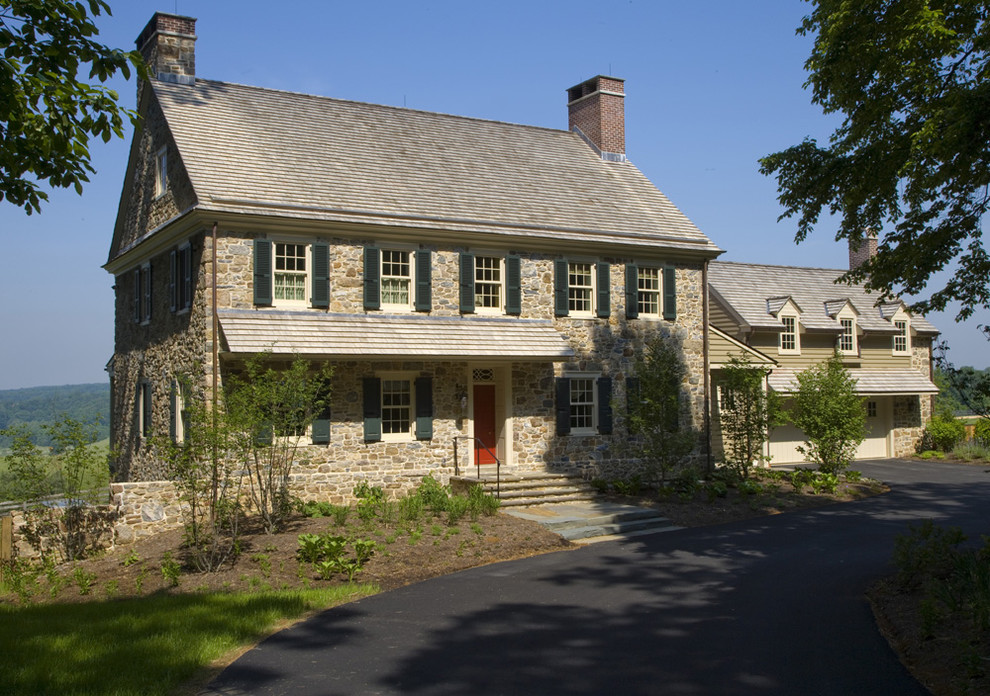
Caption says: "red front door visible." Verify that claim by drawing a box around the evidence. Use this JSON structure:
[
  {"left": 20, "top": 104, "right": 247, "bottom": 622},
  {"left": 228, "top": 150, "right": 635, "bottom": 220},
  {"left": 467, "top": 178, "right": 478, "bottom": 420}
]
[{"left": 473, "top": 384, "right": 497, "bottom": 465}]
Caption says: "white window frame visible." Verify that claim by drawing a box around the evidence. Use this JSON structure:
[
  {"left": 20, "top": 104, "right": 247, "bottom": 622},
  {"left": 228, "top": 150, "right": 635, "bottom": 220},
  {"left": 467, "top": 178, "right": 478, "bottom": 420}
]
[
  {"left": 380, "top": 373, "right": 416, "bottom": 441},
  {"left": 474, "top": 255, "right": 504, "bottom": 315},
  {"left": 893, "top": 319, "right": 911, "bottom": 355},
  {"left": 381, "top": 249, "right": 414, "bottom": 311},
  {"left": 778, "top": 314, "right": 800, "bottom": 354},
  {"left": 567, "top": 261, "right": 595, "bottom": 317},
  {"left": 272, "top": 242, "right": 309, "bottom": 308},
  {"left": 154, "top": 147, "right": 167, "bottom": 198},
  {"left": 637, "top": 266, "right": 661, "bottom": 317},
  {"left": 172, "top": 379, "right": 186, "bottom": 444},
  {"left": 837, "top": 316, "right": 857, "bottom": 354},
  {"left": 568, "top": 373, "right": 599, "bottom": 436}
]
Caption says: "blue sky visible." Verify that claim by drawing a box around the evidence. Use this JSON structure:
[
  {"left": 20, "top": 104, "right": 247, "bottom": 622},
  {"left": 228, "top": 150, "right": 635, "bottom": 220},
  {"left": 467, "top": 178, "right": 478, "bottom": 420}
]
[{"left": 1, "top": 0, "right": 987, "bottom": 390}]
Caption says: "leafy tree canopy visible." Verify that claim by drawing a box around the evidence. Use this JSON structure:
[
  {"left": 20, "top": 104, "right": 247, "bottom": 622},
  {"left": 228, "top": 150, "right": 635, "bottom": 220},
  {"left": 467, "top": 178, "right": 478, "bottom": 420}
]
[
  {"left": 760, "top": 1, "right": 990, "bottom": 332},
  {"left": 1, "top": 0, "right": 145, "bottom": 214}
]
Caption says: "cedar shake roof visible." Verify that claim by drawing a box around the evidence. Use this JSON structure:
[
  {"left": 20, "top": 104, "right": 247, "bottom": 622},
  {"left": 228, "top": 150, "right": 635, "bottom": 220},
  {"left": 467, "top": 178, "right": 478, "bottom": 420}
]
[
  {"left": 150, "top": 78, "right": 721, "bottom": 254},
  {"left": 709, "top": 261, "right": 939, "bottom": 336},
  {"left": 218, "top": 310, "right": 576, "bottom": 361},
  {"left": 768, "top": 368, "right": 938, "bottom": 395}
]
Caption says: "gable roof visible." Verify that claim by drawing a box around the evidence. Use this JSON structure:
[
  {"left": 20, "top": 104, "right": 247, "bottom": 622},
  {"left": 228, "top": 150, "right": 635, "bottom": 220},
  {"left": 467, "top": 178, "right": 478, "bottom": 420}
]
[
  {"left": 709, "top": 261, "right": 939, "bottom": 336},
  {"left": 135, "top": 78, "right": 721, "bottom": 257}
]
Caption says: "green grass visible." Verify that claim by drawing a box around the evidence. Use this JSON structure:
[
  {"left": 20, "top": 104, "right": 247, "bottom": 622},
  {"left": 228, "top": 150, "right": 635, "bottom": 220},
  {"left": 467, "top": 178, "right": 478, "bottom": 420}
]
[{"left": 0, "top": 585, "right": 376, "bottom": 695}]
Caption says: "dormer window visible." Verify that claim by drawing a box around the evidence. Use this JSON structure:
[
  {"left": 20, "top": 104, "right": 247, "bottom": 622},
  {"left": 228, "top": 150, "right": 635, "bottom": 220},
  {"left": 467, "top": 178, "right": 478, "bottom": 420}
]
[
  {"left": 838, "top": 317, "right": 856, "bottom": 353},
  {"left": 893, "top": 319, "right": 910, "bottom": 354},
  {"left": 779, "top": 315, "right": 799, "bottom": 354}
]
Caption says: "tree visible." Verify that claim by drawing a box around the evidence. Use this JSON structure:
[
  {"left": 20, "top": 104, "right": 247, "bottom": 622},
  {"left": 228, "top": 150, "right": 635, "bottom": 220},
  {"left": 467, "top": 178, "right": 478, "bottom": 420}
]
[
  {"left": 790, "top": 354, "right": 866, "bottom": 474},
  {"left": 717, "top": 356, "right": 782, "bottom": 478},
  {"left": 933, "top": 341, "right": 990, "bottom": 417},
  {"left": 224, "top": 354, "right": 333, "bottom": 534},
  {"left": 760, "top": 1, "right": 990, "bottom": 333},
  {"left": 1, "top": 0, "right": 145, "bottom": 214},
  {"left": 626, "top": 335, "right": 699, "bottom": 485}
]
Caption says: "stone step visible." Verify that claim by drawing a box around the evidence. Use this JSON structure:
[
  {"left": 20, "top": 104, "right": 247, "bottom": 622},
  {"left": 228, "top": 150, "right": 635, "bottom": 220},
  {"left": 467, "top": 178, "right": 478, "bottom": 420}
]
[
  {"left": 504, "top": 502, "right": 680, "bottom": 542},
  {"left": 495, "top": 491, "right": 600, "bottom": 508}
]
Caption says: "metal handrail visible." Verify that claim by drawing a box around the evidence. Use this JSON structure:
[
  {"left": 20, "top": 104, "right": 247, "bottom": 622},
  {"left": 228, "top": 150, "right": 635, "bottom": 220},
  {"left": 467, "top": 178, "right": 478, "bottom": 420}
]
[{"left": 452, "top": 436, "right": 501, "bottom": 498}]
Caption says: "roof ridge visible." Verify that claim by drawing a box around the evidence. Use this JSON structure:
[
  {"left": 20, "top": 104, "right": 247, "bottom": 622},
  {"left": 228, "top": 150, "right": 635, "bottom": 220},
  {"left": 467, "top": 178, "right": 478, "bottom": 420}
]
[
  {"left": 159, "top": 77, "right": 583, "bottom": 140},
  {"left": 711, "top": 259, "right": 847, "bottom": 274}
]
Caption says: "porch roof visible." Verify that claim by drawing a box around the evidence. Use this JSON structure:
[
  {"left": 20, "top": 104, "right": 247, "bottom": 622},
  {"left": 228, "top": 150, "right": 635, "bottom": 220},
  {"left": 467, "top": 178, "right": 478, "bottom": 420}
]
[
  {"left": 767, "top": 368, "right": 939, "bottom": 396},
  {"left": 218, "top": 309, "right": 576, "bottom": 361}
]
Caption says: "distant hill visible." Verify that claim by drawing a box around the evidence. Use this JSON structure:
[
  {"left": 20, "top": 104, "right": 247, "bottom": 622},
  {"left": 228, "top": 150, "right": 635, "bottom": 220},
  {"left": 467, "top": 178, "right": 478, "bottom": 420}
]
[{"left": 0, "top": 383, "right": 110, "bottom": 447}]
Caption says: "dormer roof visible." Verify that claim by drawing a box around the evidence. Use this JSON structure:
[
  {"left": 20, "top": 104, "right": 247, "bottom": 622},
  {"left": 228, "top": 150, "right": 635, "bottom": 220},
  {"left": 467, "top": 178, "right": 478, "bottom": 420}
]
[{"left": 709, "top": 261, "right": 939, "bottom": 336}]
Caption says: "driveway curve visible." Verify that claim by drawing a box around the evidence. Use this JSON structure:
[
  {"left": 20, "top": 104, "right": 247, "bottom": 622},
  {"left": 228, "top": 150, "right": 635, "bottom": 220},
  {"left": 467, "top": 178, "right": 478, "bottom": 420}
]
[{"left": 204, "top": 459, "right": 990, "bottom": 695}]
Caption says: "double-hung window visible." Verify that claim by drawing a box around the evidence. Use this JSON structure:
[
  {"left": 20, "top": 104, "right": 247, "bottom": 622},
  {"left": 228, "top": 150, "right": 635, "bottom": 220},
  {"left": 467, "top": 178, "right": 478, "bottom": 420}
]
[
  {"left": 555, "top": 259, "right": 610, "bottom": 318},
  {"left": 381, "top": 250, "right": 412, "bottom": 307},
  {"left": 475, "top": 256, "right": 502, "bottom": 311},
  {"left": 555, "top": 375, "right": 613, "bottom": 436},
  {"left": 138, "top": 381, "right": 152, "bottom": 440},
  {"left": 169, "top": 244, "right": 193, "bottom": 312},
  {"left": 838, "top": 318, "right": 856, "bottom": 353},
  {"left": 274, "top": 243, "right": 307, "bottom": 304},
  {"left": 779, "top": 315, "right": 799, "bottom": 353},
  {"left": 363, "top": 375, "right": 434, "bottom": 442},
  {"left": 893, "top": 320, "right": 910, "bottom": 354},
  {"left": 568, "top": 262, "right": 594, "bottom": 314},
  {"left": 636, "top": 267, "right": 661, "bottom": 316},
  {"left": 253, "top": 240, "right": 330, "bottom": 309}
]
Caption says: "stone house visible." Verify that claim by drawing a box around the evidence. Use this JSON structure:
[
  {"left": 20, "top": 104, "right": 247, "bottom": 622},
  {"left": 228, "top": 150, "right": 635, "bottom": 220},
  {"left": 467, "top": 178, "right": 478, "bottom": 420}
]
[
  {"left": 104, "top": 12, "right": 723, "bottom": 522},
  {"left": 707, "top": 243, "right": 939, "bottom": 463}
]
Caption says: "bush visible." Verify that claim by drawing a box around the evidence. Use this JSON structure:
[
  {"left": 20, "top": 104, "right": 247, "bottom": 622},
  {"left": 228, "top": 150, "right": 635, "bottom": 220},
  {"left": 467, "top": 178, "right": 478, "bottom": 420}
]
[
  {"left": 920, "top": 415, "right": 966, "bottom": 452},
  {"left": 974, "top": 418, "right": 990, "bottom": 446}
]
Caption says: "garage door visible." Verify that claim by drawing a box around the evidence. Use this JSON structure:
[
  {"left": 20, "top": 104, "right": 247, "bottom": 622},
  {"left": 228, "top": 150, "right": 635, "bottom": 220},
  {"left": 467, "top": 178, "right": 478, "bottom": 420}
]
[{"left": 769, "top": 397, "right": 891, "bottom": 464}]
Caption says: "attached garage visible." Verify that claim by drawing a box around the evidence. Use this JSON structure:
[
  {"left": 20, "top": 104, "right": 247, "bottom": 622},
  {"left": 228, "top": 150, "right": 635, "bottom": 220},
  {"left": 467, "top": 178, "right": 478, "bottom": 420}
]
[{"left": 766, "top": 369, "right": 937, "bottom": 465}]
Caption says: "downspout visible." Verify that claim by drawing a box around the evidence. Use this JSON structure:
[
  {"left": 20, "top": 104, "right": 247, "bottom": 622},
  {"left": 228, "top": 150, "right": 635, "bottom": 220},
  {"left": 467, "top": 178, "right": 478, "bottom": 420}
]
[{"left": 703, "top": 259, "right": 713, "bottom": 475}]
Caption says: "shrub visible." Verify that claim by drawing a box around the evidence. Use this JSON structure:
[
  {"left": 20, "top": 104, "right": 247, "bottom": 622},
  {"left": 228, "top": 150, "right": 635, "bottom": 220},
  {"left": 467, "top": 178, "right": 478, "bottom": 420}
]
[
  {"left": 892, "top": 519, "right": 966, "bottom": 588},
  {"left": 974, "top": 418, "right": 990, "bottom": 446},
  {"left": 920, "top": 415, "right": 966, "bottom": 452}
]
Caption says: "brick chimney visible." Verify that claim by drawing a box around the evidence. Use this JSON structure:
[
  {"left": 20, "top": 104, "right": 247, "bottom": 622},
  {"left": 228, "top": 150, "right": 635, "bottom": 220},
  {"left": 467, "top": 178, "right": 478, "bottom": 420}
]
[
  {"left": 567, "top": 76, "right": 626, "bottom": 162},
  {"left": 135, "top": 13, "right": 197, "bottom": 100},
  {"left": 849, "top": 230, "right": 878, "bottom": 270}
]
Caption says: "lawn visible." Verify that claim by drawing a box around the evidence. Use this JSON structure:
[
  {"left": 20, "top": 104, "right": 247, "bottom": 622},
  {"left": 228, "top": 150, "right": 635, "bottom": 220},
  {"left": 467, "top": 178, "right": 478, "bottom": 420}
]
[{"left": 0, "top": 586, "right": 375, "bottom": 695}]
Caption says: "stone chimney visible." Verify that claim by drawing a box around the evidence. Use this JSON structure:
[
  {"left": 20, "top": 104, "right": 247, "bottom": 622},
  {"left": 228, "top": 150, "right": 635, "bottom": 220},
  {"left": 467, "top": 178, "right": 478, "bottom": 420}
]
[
  {"left": 849, "top": 230, "right": 878, "bottom": 270},
  {"left": 135, "top": 13, "right": 197, "bottom": 100},
  {"left": 567, "top": 76, "right": 626, "bottom": 162}
]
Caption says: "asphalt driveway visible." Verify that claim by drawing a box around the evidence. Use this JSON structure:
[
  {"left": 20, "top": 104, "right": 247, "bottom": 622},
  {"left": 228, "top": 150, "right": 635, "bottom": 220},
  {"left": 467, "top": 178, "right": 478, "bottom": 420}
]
[{"left": 204, "top": 459, "right": 990, "bottom": 695}]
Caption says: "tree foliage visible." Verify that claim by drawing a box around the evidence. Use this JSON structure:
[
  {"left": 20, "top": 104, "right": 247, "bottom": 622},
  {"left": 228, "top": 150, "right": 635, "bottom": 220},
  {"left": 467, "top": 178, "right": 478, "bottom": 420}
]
[
  {"left": 934, "top": 341, "right": 990, "bottom": 417},
  {"left": 224, "top": 354, "right": 333, "bottom": 534},
  {"left": 790, "top": 353, "right": 866, "bottom": 473},
  {"left": 0, "top": 383, "right": 109, "bottom": 447},
  {"left": 760, "top": 1, "right": 990, "bottom": 330},
  {"left": 626, "top": 335, "right": 699, "bottom": 484},
  {"left": 718, "top": 356, "right": 782, "bottom": 478},
  {"left": 1, "top": 0, "right": 145, "bottom": 214}
]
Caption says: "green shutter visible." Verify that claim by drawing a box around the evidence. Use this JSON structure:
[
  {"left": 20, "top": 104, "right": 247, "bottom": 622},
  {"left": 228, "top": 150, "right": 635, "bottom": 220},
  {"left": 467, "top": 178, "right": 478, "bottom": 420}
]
[
  {"left": 597, "top": 377, "right": 613, "bottom": 434},
  {"left": 253, "top": 240, "right": 273, "bottom": 306},
  {"left": 363, "top": 377, "right": 382, "bottom": 442},
  {"left": 625, "top": 264, "right": 639, "bottom": 319},
  {"left": 415, "top": 250, "right": 432, "bottom": 312},
  {"left": 554, "top": 259, "right": 569, "bottom": 317},
  {"left": 133, "top": 269, "right": 141, "bottom": 323},
  {"left": 312, "top": 243, "right": 330, "bottom": 308},
  {"left": 596, "top": 262, "right": 611, "bottom": 318},
  {"left": 459, "top": 253, "right": 475, "bottom": 313},
  {"left": 415, "top": 376, "right": 433, "bottom": 440},
  {"left": 181, "top": 245, "right": 193, "bottom": 310},
  {"left": 364, "top": 247, "right": 380, "bottom": 310},
  {"left": 663, "top": 265, "right": 677, "bottom": 320},
  {"left": 141, "top": 381, "right": 152, "bottom": 438},
  {"left": 169, "top": 250, "right": 177, "bottom": 313},
  {"left": 555, "top": 377, "right": 571, "bottom": 435},
  {"left": 505, "top": 255, "right": 521, "bottom": 315},
  {"left": 312, "top": 383, "right": 331, "bottom": 444}
]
